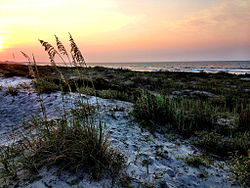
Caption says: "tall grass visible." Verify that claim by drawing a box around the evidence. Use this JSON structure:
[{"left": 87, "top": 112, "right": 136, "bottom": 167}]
[
  {"left": 132, "top": 92, "right": 218, "bottom": 135},
  {"left": 0, "top": 34, "right": 126, "bottom": 185},
  {"left": 132, "top": 91, "right": 250, "bottom": 186},
  {"left": 18, "top": 111, "right": 125, "bottom": 180},
  {"left": 238, "top": 109, "right": 250, "bottom": 132}
]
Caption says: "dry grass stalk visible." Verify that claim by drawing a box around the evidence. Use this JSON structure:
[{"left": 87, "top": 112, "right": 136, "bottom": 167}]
[
  {"left": 32, "top": 54, "right": 40, "bottom": 79},
  {"left": 20, "top": 51, "right": 35, "bottom": 78},
  {"left": 69, "top": 32, "right": 87, "bottom": 68},
  {"left": 20, "top": 52, "right": 48, "bottom": 123},
  {"left": 54, "top": 35, "right": 71, "bottom": 65},
  {"left": 68, "top": 33, "right": 97, "bottom": 96},
  {"left": 38, "top": 39, "right": 57, "bottom": 65},
  {"left": 0, "top": 34, "right": 127, "bottom": 185},
  {"left": 38, "top": 39, "right": 72, "bottom": 93}
]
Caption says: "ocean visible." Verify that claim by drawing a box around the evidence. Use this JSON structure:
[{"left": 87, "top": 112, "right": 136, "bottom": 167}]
[
  {"left": 7, "top": 60, "right": 249, "bottom": 75},
  {"left": 87, "top": 61, "right": 250, "bottom": 74}
]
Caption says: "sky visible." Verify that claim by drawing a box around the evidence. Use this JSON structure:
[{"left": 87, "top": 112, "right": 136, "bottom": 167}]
[{"left": 0, "top": 0, "right": 250, "bottom": 63}]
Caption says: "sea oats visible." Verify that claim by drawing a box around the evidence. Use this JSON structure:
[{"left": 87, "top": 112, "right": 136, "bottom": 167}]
[
  {"left": 69, "top": 32, "right": 86, "bottom": 68},
  {"left": 39, "top": 39, "right": 57, "bottom": 65},
  {"left": 55, "top": 35, "right": 71, "bottom": 64},
  {"left": 20, "top": 51, "right": 35, "bottom": 78}
]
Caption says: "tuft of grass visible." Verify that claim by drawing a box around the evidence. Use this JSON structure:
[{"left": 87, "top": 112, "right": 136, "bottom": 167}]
[
  {"left": 33, "top": 77, "right": 61, "bottom": 93},
  {"left": 0, "top": 104, "right": 126, "bottom": 181},
  {"left": 5, "top": 87, "right": 18, "bottom": 96},
  {"left": 132, "top": 92, "right": 175, "bottom": 131},
  {"left": 0, "top": 34, "right": 128, "bottom": 186},
  {"left": 0, "top": 145, "right": 19, "bottom": 180},
  {"left": 195, "top": 131, "right": 250, "bottom": 156},
  {"left": 184, "top": 155, "right": 213, "bottom": 168},
  {"left": 132, "top": 92, "right": 218, "bottom": 135}
]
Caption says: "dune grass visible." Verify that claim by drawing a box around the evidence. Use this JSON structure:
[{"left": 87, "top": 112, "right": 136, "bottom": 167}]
[
  {"left": 19, "top": 113, "right": 125, "bottom": 179},
  {"left": 0, "top": 34, "right": 127, "bottom": 186},
  {"left": 230, "top": 153, "right": 250, "bottom": 187},
  {"left": 132, "top": 92, "right": 218, "bottom": 135},
  {"left": 0, "top": 34, "right": 249, "bottom": 186},
  {"left": 0, "top": 112, "right": 127, "bottom": 186},
  {"left": 5, "top": 87, "right": 18, "bottom": 96},
  {"left": 132, "top": 92, "right": 249, "bottom": 186}
]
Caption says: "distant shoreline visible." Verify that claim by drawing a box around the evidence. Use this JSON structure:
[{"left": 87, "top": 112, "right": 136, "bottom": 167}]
[
  {"left": 1, "top": 60, "right": 249, "bottom": 75},
  {"left": 1, "top": 60, "right": 250, "bottom": 64}
]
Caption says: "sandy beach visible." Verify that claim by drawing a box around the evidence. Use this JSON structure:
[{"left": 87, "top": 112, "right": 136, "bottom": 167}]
[{"left": 1, "top": 64, "right": 249, "bottom": 187}]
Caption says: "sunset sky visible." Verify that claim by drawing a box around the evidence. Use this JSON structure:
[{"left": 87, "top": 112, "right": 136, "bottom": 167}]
[{"left": 0, "top": 0, "right": 249, "bottom": 63}]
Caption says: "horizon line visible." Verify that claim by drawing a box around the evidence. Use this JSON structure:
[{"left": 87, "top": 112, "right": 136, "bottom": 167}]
[{"left": 1, "top": 59, "right": 250, "bottom": 64}]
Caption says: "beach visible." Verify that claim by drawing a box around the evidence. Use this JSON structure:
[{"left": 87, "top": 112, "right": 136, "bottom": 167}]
[{"left": 0, "top": 63, "right": 249, "bottom": 187}]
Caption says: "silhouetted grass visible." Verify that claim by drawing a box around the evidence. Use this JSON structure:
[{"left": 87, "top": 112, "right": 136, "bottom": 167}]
[{"left": 0, "top": 34, "right": 127, "bottom": 186}]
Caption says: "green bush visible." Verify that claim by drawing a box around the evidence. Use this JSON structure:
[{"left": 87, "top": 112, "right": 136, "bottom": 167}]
[{"left": 0, "top": 145, "right": 19, "bottom": 180}]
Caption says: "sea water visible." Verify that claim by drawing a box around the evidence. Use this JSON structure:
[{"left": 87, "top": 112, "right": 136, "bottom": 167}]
[
  {"left": 87, "top": 61, "right": 250, "bottom": 74},
  {"left": 10, "top": 60, "right": 250, "bottom": 74}
]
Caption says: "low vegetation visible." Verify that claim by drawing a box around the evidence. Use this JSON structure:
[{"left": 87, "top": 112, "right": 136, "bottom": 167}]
[
  {"left": 5, "top": 87, "right": 18, "bottom": 96},
  {"left": 184, "top": 155, "right": 213, "bottom": 168},
  {"left": 132, "top": 92, "right": 219, "bottom": 135},
  {"left": 0, "top": 109, "right": 127, "bottom": 186},
  {"left": 0, "top": 34, "right": 127, "bottom": 187},
  {"left": 0, "top": 34, "right": 249, "bottom": 186},
  {"left": 230, "top": 153, "right": 250, "bottom": 187},
  {"left": 132, "top": 92, "right": 249, "bottom": 186}
]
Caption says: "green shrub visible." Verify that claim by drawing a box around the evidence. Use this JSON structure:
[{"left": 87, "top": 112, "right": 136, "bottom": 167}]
[
  {"left": 180, "top": 99, "right": 218, "bottom": 131},
  {"left": 70, "top": 100, "right": 96, "bottom": 120}
]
